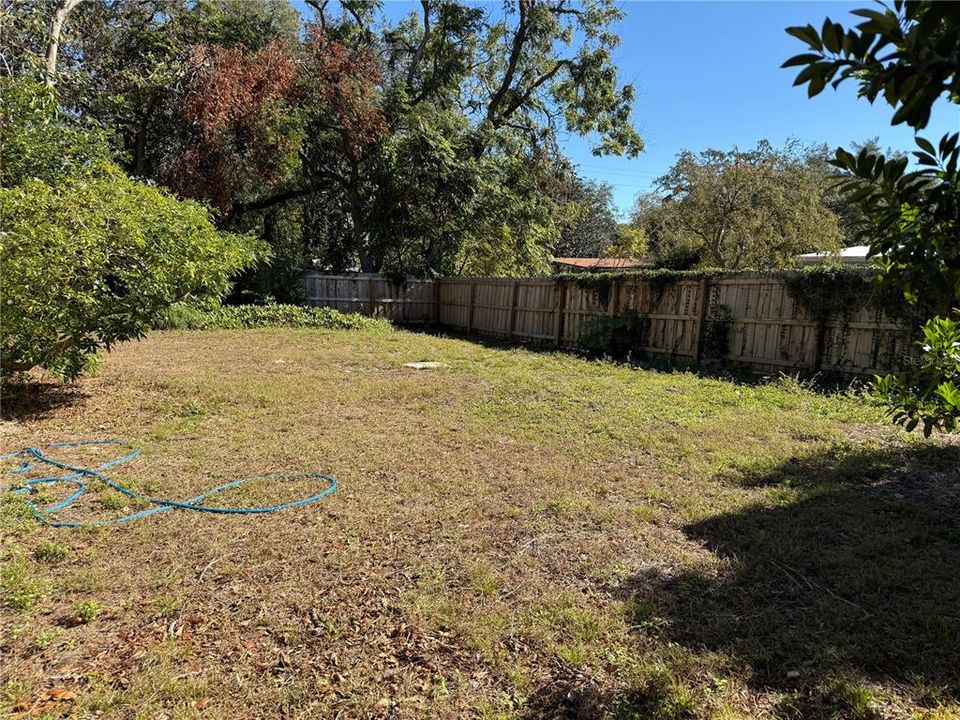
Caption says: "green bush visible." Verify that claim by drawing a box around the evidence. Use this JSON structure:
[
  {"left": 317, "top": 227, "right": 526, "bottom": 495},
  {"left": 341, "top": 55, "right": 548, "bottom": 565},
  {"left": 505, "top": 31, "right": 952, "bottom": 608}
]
[
  {"left": 872, "top": 311, "right": 960, "bottom": 436},
  {"left": 0, "top": 167, "right": 266, "bottom": 381},
  {"left": 578, "top": 311, "right": 651, "bottom": 359},
  {"left": 0, "top": 77, "right": 267, "bottom": 383},
  {"left": 152, "top": 303, "right": 389, "bottom": 331},
  {"left": 0, "top": 77, "right": 111, "bottom": 187}
]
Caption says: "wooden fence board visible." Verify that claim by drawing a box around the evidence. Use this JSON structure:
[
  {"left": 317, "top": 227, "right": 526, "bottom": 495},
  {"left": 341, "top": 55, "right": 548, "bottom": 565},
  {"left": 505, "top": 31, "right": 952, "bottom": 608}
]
[{"left": 303, "top": 273, "right": 920, "bottom": 376}]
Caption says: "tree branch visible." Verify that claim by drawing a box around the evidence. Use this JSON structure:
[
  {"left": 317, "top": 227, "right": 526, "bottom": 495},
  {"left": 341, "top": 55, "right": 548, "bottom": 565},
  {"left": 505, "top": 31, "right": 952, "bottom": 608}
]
[
  {"left": 232, "top": 179, "right": 337, "bottom": 214},
  {"left": 407, "top": 0, "right": 431, "bottom": 91},
  {"left": 304, "top": 0, "right": 329, "bottom": 31},
  {"left": 486, "top": 0, "right": 530, "bottom": 126},
  {"left": 501, "top": 58, "right": 572, "bottom": 121},
  {"left": 46, "top": 0, "right": 83, "bottom": 87}
]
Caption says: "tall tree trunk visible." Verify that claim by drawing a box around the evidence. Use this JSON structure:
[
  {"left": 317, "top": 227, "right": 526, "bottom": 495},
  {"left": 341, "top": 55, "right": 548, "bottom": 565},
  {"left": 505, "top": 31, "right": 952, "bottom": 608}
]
[
  {"left": 347, "top": 160, "right": 377, "bottom": 273},
  {"left": 46, "top": 0, "right": 83, "bottom": 87}
]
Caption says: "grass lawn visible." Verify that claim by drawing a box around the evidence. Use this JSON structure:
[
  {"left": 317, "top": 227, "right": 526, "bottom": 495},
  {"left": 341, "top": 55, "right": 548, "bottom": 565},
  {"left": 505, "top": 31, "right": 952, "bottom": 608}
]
[{"left": 2, "top": 326, "right": 958, "bottom": 719}]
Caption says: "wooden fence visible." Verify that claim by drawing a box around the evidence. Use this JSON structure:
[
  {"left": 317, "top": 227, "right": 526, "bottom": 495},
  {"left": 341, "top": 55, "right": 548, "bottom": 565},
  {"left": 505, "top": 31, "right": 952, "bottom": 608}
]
[{"left": 303, "top": 273, "right": 920, "bottom": 376}]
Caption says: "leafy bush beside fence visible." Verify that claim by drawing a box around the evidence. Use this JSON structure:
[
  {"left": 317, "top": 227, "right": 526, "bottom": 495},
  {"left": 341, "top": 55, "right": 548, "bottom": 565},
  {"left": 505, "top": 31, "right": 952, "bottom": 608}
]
[{"left": 153, "top": 304, "right": 388, "bottom": 332}]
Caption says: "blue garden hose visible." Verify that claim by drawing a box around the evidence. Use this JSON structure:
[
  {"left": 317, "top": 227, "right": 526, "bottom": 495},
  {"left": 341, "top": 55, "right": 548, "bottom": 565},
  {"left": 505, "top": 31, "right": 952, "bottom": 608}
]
[{"left": 1, "top": 440, "right": 337, "bottom": 527}]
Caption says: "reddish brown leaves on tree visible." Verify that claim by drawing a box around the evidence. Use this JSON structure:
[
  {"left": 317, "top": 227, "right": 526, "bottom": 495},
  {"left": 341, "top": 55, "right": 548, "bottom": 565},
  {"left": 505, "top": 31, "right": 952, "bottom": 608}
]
[
  {"left": 305, "top": 28, "right": 387, "bottom": 160},
  {"left": 165, "top": 40, "right": 298, "bottom": 211},
  {"left": 164, "top": 32, "right": 387, "bottom": 213}
]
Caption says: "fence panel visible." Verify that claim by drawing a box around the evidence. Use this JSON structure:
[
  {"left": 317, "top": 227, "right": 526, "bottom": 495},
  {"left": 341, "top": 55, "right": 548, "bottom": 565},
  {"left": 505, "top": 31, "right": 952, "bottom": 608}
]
[{"left": 303, "top": 273, "right": 918, "bottom": 376}]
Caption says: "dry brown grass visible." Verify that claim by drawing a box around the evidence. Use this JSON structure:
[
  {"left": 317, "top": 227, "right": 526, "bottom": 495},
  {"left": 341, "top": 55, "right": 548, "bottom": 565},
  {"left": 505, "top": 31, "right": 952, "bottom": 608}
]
[{"left": 1, "top": 328, "right": 958, "bottom": 720}]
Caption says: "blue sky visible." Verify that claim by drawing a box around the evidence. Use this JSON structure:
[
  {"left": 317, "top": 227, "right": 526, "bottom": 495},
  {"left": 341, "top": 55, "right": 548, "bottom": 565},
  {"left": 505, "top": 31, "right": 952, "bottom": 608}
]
[
  {"left": 303, "top": 1, "right": 958, "bottom": 216},
  {"left": 564, "top": 1, "right": 957, "bottom": 216}
]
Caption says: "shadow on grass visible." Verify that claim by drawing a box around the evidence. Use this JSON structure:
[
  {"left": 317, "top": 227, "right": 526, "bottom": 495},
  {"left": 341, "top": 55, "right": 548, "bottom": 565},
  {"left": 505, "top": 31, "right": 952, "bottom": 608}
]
[
  {"left": 408, "top": 324, "right": 870, "bottom": 395},
  {"left": 0, "top": 380, "right": 88, "bottom": 422},
  {"left": 520, "top": 442, "right": 960, "bottom": 719},
  {"left": 624, "top": 441, "right": 960, "bottom": 717}
]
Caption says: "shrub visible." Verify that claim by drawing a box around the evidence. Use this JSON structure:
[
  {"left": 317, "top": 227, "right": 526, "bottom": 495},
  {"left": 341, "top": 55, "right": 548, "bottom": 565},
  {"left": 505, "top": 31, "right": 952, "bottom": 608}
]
[
  {"left": 0, "top": 76, "right": 111, "bottom": 188},
  {"left": 0, "top": 167, "right": 267, "bottom": 381},
  {"left": 152, "top": 303, "right": 388, "bottom": 331},
  {"left": 872, "top": 311, "right": 960, "bottom": 436},
  {"left": 578, "top": 311, "right": 650, "bottom": 359}
]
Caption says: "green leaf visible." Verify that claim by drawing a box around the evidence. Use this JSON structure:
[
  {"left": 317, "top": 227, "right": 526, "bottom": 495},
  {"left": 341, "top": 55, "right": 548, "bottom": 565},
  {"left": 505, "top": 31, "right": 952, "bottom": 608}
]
[
  {"left": 781, "top": 53, "right": 824, "bottom": 69},
  {"left": 785, "top": 24, "right": 823, "bottom": 51}
]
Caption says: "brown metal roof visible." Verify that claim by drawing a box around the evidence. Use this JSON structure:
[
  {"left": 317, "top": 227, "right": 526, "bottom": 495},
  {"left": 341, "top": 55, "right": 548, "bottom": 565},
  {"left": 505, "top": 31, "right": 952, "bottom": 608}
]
[{"left": 552, "top": 257, "right": 651, "bottom": 269}]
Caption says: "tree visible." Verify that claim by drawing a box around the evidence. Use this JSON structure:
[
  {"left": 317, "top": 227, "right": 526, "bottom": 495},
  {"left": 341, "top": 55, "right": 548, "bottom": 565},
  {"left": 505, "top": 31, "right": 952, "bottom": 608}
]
[
  {"left": 10, "top": 0, "right": 645, "bottom": 281},
  {"left": 784, "top": 0, "right": 960, "bottom": 434},
  {"left": 550, "top": 175, "right": 620, "bottom": 258},
  {"left": 631, "top": 140, "right": 842, "bottom": 270},
  {"left": 0, "top": 77, "right": 265, "bottom": 382},
  {"left": 603, "top": 225, "right": 648, "bottom": 260},
  {"left": 163, "top": 38, "right": 302, "bottom": 211}
]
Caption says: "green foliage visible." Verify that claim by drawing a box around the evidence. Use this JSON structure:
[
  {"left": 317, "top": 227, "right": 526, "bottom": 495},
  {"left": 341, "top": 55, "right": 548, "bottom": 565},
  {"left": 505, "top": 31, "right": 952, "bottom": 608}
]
[
  {"left": 785, "top": 0, "right": 960, "bottom": 434},
  {"left": 578, "top": 311, "right": 651, "bottom": 359},
  {"left": 17, "top": 0, "right": 644, "bottom": 281},
  {"left": 0, "top": 77, "right": 111, "bottom": 188},
  {"left": 228, "top": 205, "right": 311, "bottom": 304},
  {"left": 785, "top": 267, "right": 879, "bottom": 324},
  {"left": 152, "top": 303, "right": 388, "bottom": 332},
  {"left": 783, "top": 2, "right": 959, "bottom": 129},
  {"left": 632, "top": 140, "right": 843, "bottom": 270},
  {"left": 551, "top": 175, "right": 620, "bottom": 258},
  {"left": 33, "top": 542, "right": 69, "bottom": 564},
  {"left": 829, "top": 139, "right": 960, "bottom": 307},
  {"left": 71, "top": 600, "right": 104, "bottom": 625},
  {"left": 604, "top": 225, "right": 649, "bottom": 261},
  {"left": 701, "top": 304, "right": 734, "bottom": 360},
  {"left": 1, "top": 557, "right": 43, "bottom": 611},
  {"left": 820, "top": 680, "right": 883, "bottom": 720},
  {"left": 0, "top": 165, "right": 266, "bottom": 381},
  {"left": 554, "top": 267, "right": 724, "bottom": 286},
  {"left": 872, "top": 312, "right": 960, "bottom": 436}
]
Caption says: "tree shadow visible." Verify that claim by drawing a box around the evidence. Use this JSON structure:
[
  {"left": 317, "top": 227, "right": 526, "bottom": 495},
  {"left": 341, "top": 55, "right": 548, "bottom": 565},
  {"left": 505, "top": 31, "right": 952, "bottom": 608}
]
[
  {"left": 0, "top": 380, "right": 88, "bottom": 422},
  {"left": 410, "top": 324, "right": 869, "bottom": 395},
  {"left": 621, "top": 441, "right": 960, "bottom": 715}
]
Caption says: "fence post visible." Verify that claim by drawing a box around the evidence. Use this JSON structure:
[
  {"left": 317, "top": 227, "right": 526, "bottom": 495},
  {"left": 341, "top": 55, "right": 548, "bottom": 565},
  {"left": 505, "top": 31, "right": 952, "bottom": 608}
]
[
  {"left": 692, "top": 278, "right": 712, "bottom": 363},
  {"left": 607, "top": 279, "right": 619, "bottom": 317},
  {"left": 813, "top": 321, "right": 827, "bottom": 372},
  {"left": 508, "top": 281, "right": 520, "bottom": 338},
  {"left": 367, "top": 276, "right": 376, "bottom": 317},
  {"left": 467, "top": 281, "right": 476, "bottom": 333},
  {"left": 433, "top": 279, "right": 441, "bottom": 324},
  {"left": 554, "top": 281, "right": 566, "bottom": 346}
]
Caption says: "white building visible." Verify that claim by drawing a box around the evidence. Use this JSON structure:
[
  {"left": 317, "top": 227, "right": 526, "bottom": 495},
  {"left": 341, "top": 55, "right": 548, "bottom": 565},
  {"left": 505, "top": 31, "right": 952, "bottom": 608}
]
[{"left": 795, "top": 245, "right": 872, "bottom": 266}]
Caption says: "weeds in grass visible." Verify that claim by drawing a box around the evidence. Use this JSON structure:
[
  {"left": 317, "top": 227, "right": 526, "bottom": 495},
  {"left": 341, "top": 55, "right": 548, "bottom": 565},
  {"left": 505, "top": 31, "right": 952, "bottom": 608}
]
[
  {"left": 821, "top": 680, "right": 882, "bottom": 720},
  {"left": 613, "top": 663, "right": 697, "bottom": 720},
  {"left": 914, "top": 708, "right": 960, "bottom": 720},
  {"left": 61, "top": 567, "right": 105, "bottom": 593},
  {"left": 33, "top": 541, "right": 69, "bottom": 563},
  {"left": 633, "top": 503, "right": 659, "bottom": 523},
  {"left": 97, "top": 489, "right": 126, "bottom": 510},
  {"left": 155, "top": 595, "right": 184, "bottom": 618},
  {"left": 1, "top": 328, "right": 954, "bottom": 718},
  {"left": 71, "top": 599, "right": 103, "bottom": 624},
  {"left": 466, "top": 561, "right": 503, "bottom": 597},
  {"left": 1, "top": 679, "right": 26, "bottom": 705},
  {"left": 1, "top": 556, "right": 43, "bottom": 610},
  {"left": 32, "top": 627, "right": 64, "bottom": 651}
]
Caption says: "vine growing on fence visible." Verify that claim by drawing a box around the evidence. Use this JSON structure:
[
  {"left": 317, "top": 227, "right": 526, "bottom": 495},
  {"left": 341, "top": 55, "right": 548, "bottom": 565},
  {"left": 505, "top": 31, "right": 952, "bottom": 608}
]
[{"left": 577, "top": 311, "right": 651, "bottom": 359}]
